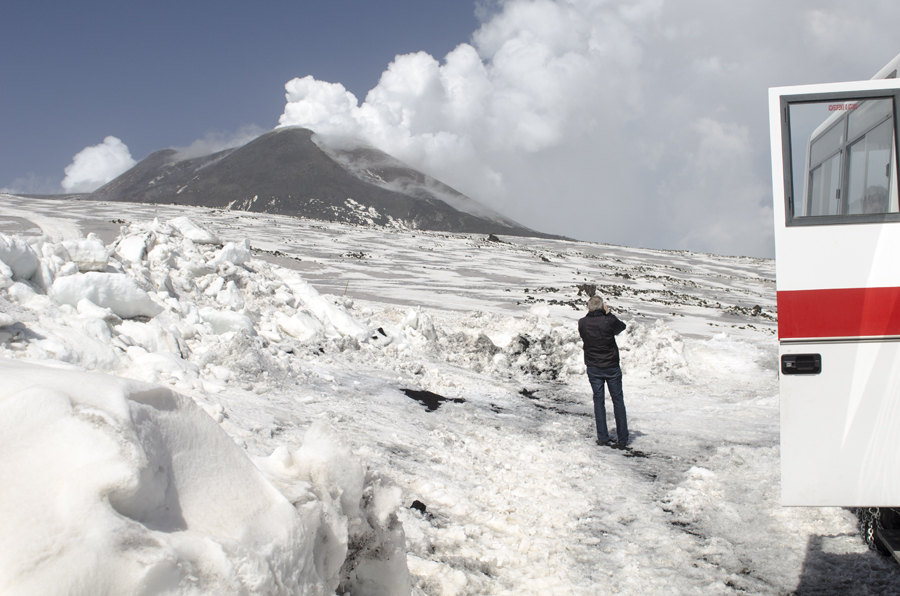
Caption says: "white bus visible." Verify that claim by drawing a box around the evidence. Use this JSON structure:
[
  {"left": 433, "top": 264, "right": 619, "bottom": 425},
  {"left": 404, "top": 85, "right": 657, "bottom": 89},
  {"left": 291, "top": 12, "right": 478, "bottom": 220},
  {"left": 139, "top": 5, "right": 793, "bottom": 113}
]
[{"left": 769, "top": 53, "right": 900, "bottom": 558}]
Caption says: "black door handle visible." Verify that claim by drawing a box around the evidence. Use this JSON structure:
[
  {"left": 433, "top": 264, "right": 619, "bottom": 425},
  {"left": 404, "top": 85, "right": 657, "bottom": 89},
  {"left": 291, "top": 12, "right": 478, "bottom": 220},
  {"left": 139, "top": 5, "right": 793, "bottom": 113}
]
[{"left": 781, "top": 354, "right": 821, "bottom": 375}]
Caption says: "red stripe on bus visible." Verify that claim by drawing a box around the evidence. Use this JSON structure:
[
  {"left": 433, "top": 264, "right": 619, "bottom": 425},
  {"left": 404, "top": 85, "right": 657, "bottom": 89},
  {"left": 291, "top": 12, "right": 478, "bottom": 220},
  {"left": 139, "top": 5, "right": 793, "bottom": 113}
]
[{"left": 777, "top": 287, "right": 900, "bottom": 339}]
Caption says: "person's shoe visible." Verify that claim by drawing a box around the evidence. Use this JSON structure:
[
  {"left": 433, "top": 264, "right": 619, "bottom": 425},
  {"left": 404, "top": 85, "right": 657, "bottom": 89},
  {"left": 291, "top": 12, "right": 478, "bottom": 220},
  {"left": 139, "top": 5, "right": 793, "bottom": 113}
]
[
  {"left": 595, "top": 439, "right": 615, "bottom": 446},
  {"left": 612, "top": 441, "right": 630, "bottom": 450}
]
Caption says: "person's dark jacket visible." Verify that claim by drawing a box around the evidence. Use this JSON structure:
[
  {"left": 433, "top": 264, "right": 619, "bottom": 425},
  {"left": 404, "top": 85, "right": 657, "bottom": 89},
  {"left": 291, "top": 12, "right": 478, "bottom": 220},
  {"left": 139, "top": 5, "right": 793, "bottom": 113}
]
[{"left": 578, "top": 310, "right": 627, "bottom": 368}]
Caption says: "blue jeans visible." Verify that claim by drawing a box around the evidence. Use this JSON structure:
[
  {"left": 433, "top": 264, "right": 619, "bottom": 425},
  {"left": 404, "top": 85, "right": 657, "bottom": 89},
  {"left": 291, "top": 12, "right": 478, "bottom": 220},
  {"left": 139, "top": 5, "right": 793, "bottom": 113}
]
[{"left": 586, "top": 366, "right": 628, "bottom": 444}]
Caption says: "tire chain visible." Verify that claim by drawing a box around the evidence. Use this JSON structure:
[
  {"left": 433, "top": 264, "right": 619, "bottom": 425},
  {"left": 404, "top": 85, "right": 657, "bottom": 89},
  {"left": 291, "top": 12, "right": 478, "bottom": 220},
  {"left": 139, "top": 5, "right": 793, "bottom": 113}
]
[{"left": 856, "top": 507, "right": 882, "bottom": 551}]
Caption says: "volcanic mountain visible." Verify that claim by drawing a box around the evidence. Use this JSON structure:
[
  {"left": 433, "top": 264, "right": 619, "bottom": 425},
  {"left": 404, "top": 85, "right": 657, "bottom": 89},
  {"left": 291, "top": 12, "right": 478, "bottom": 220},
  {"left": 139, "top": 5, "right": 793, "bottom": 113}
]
[{"left": 88, "top": 127, "right": 551, "bottom": 238}]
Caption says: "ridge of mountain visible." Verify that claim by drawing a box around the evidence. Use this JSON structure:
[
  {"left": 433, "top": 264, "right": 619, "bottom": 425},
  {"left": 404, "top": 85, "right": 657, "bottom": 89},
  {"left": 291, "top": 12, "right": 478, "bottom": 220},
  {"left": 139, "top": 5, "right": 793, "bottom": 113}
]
[{"left": 87, "top": 127, "right": 559, "bottom": 239}]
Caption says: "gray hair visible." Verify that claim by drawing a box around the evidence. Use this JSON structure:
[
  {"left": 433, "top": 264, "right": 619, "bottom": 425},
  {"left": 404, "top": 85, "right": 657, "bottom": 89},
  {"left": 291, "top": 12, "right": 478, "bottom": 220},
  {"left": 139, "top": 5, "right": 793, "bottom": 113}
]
[{"left": 587, "top": 295, "right": 605, "bottom": 312}]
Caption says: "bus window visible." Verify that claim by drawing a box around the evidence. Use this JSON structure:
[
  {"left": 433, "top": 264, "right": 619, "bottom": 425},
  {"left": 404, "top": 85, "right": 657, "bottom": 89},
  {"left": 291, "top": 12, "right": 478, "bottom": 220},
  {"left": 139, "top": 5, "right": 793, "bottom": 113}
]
[
  {"left": 786, "top": 96, "right": 899, "bottom": 224},
  {"left": 808, "top": 151, "right": 841, "bottom": 216},
  {"left": 846, "top": 118, "right": 892, "bottom": 214}
]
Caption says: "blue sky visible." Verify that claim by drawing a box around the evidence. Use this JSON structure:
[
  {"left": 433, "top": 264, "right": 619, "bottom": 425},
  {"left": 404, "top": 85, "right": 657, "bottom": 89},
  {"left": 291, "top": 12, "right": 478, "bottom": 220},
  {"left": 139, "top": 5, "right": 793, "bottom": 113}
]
[
  {"left": 4, "top": 1, "right": 900, "bottom": 257},
  {"left": 1, "top": 1, "right": 477, "bottom": 191}
]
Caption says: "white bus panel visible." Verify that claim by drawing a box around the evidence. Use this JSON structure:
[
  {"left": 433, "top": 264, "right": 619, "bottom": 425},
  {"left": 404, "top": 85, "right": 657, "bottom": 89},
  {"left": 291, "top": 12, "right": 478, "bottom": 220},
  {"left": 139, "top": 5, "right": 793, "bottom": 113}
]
[
  {"left": 781, "top": 341, "right": 900, "bottom": 506},
  {"left": 770, "top": 77, "right": 900, "bottom": 507}
]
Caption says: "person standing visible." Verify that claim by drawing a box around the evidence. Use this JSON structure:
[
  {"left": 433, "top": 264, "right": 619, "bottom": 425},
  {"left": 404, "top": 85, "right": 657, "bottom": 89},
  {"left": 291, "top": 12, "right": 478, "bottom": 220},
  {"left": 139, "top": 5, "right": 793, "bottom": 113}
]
[{"left": 578, "top": 295, "right": 628, "bottom": 448}]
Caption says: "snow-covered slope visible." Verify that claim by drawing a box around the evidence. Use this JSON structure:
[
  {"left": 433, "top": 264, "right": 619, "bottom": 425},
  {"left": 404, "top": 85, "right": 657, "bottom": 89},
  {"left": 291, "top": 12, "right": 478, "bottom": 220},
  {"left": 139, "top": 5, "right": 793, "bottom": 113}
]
[{"left": 0, "top": 194, "right": 898, "bottom": 595}]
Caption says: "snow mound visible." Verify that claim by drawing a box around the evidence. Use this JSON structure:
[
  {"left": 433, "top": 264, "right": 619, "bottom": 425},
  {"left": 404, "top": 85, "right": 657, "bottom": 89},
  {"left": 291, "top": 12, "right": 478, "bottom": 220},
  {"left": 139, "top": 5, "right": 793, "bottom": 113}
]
[
  {"left": 61, "top": 234, "right": 108, "bottom": 272},
  {"left": 0, "top": 217, "right": 410, "bottom": 594},
  {"left": 0, "top": 358, "right": 410, "bottom": 595},
  {"left": 214, "top": 240, "right": 252, "bottom": 266},
  {"left": 199, "top": 306, "right": 255, "bottom": 335},
  {"left": 685, "top": 332, "right": 775, "bottom": 385},
  {"left": 619, "top": 319, "right": 692, "bottom": 382},
  {"left": 169, "top": 216, "right": 220, "bottom": 244},
  {"left": 196, "top": 332, "right": 291, "bottom": 392},
  {"left": 50, "top": 273, "right": 164, "bottom": 319},
  {"left": 256, "top": 422, "right": 410, "bottom": 595},
  {"left": 0, "top": 233, "right": 39, "bottom": 280},
  {"left": 0, "top": 358, "right": 315, "bottom": 595},
  {"left": 0, "top": 216, "right": 372, "bottom": 384},
  {"left": 115, "top": 233, "right": 149, "bottom": 264},
  {"left": 423, "top": 310, "right": 581, "bottom": 380},
  {"left": 504, "top": 328, "right": 579, "bottom": 380},
  {"left": 277, "top": 271, "right": 371, "bottom": 341}
]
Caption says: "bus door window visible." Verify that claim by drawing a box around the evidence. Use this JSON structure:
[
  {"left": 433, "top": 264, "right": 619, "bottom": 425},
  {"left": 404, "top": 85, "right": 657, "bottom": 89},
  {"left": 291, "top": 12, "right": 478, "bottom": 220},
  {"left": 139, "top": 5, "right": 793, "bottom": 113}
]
[
  {"left": 809, "top": 149, "right": 841, "bottom": 216},
  {"left": 846, "top": 99, "right": 893, "bottom": 214},
  {"left": 786, "top": 95, "right": 899, "bottom": 224}
]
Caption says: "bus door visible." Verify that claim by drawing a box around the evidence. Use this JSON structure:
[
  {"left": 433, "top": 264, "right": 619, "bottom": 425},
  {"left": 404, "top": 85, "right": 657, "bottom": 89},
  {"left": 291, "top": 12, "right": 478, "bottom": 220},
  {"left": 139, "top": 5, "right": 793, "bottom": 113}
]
[{"left": 770, "top": 80, "right": 900, "bottom": 506}]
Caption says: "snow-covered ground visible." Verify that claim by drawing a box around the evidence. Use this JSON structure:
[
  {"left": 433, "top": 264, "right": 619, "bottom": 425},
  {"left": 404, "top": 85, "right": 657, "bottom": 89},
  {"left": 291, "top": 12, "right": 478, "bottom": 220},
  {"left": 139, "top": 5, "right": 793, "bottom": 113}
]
[{"left": 1, "top": 194, "right": 899, "bottom": 595}]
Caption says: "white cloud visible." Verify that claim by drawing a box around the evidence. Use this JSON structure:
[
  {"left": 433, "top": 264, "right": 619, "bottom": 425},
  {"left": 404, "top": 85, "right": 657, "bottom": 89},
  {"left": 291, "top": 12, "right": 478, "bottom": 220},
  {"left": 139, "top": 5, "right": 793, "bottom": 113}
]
[
  {"left": 279, "top": 0, "right": 900, "bottom": 257},
  {"left": 172, "top": 125, "right": 267, "bottom": 160},
  {"left": 282, "top": 78, "right": 363, "bottom": 138},
  {"left": 61, "top": 136, "right": 136, "bottom": 193}
]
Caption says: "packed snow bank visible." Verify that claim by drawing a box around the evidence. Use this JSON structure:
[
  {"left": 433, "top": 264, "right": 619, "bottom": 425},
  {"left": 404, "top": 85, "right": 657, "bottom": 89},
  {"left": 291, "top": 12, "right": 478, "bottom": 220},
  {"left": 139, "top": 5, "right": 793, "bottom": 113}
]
[
  {"left": 50, "top": 273, "right": 164, "bottom": 319},
  {"left": 0, "top": 358, "right": 409, "bottom": 596},
  {"left": 2, "top": 218, "right": 696, "bottom": 390},
  {"left": 0, "top": 216, "right": 407, "bottom": 595},
  {"left": 401, "top": 310, "right": 695, "bottom": 384},
  {"left": 278, "top": 271, "right": 371, "bottom": 341},
  {"left": 0, "top": 234, "right": 39, "bottom": 281},
  {"left": 215, "top": 240, "right": 252, "bottom": 266},
  {"left": 169, "top": 216, "right": 220, "bottom": 244},
  {"left": 688, "top": 332, "right": 773, "bottom": 377},
  {"left": 256, "top": 423, "right": 410, "bottom": 596},
  {"left": 61, "top": 234, "right": 108, "bottom": 272},
  {"left": 619, "top": 319, "right": 691, "bottom": 383},
  {"left": 0, "top": 358, "right": 314, "bottom": 595},
  {"left": 0, "top": 216, "right": 370, "bottom": 378}
]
